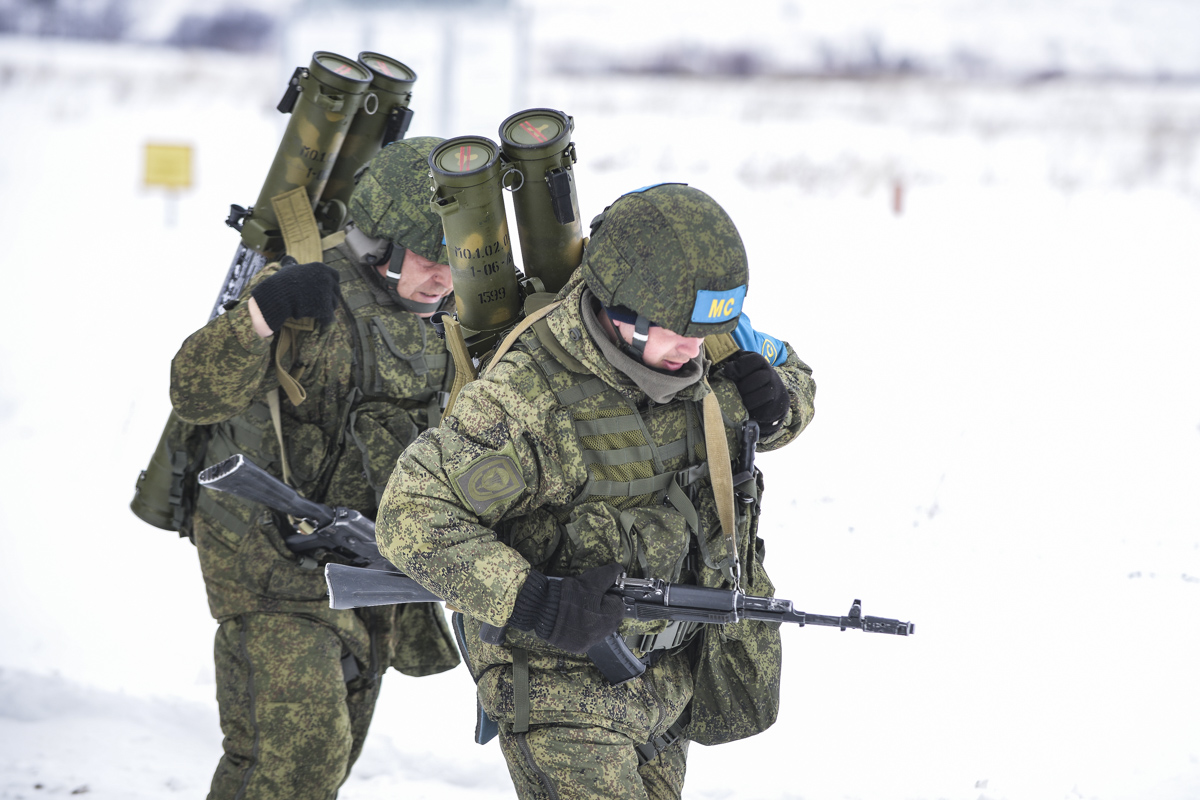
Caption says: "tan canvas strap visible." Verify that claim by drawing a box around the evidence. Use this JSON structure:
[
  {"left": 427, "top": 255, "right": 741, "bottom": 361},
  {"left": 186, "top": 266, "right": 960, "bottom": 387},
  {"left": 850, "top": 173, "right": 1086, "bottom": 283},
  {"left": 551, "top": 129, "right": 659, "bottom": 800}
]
[
  {"left": 265, "top": 188, "right": 324, "bottom": 409},
  {"left": 271, "top": 186, "right": 324, "bottom": 265},
  {"left": 443, "top": 301, "right": 563, "bottom": 419},
  {"left": 266, "top": 387, "right": 316, "bottom": 533},
  {"left": 703, "top": 332, "right": 739, "bottom": 365},
  {"left": 482, "top": 301, "right": 561, "bottom": 377},
  {"left": 273, "top": 326, "right": 308, "bottom": 407},
  {"left": 266, "top": 388, "right": 295, "bottom": 486},
  {"left": 439, "top": 315, "right": 477, "bottom": 419},
  {"left": 702, "top": 385, "right": 741, "bottom": 591}
]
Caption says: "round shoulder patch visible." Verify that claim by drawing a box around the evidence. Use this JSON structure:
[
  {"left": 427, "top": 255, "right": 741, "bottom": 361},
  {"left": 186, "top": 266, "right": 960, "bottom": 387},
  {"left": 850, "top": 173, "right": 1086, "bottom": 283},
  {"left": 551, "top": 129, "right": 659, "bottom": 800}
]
[{"left": 453, "top": 454, "right": 527, "bottom": 515}]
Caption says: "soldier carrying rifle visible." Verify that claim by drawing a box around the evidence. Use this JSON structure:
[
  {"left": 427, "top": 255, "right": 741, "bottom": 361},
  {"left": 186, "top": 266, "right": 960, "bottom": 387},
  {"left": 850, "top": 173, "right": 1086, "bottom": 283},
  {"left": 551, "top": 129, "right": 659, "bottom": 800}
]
[
  {"left": 169, "top": 136, "right": 462, "bottom": 799},
  {"left": 375, "top": 183, "right": 818, "bottom": 798}
]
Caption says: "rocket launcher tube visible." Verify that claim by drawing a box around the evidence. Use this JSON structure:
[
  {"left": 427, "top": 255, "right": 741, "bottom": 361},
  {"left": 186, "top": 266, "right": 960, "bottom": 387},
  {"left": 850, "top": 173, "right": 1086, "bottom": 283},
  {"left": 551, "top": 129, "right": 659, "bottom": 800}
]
[
  {"left": 320, "top": 52, "right": 418, "bottom": 211},
  {"left": 239, "top": 52, "right": 373, "bottom": 258},
  {"left": 499, "top": 108, "right": 583, "bottom": 294},
  {"left": 429, "top": 136, "right": 522, "bottom": 354}
]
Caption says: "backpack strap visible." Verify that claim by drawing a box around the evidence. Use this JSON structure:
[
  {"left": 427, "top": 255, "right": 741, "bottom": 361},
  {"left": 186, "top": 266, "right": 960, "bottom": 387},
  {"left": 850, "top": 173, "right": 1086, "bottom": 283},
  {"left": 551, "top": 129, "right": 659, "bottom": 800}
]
[
  {"left": 266, "top": 388, "right": 294, "bottom": 488},
  {"left": 481, "top": 300, "right": 561, "bottom": 377},
  {"left": 442, "top": 300, "right": 563, "bottom": 419}
]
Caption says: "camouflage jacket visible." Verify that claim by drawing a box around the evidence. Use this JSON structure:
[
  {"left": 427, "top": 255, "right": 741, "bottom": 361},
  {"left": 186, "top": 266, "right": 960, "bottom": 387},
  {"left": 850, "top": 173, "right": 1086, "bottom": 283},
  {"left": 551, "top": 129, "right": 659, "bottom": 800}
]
[
  {"left": 170, "top": 235, "right": 459, "bottom": 678},
  {"left": 376, "top": 272, "right": 815, "bottom": 738}
]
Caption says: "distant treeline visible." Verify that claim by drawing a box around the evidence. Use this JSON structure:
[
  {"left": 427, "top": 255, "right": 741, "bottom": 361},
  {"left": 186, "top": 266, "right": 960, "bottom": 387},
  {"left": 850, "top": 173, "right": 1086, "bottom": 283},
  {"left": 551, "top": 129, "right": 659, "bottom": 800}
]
[{"left": 0, "top": 0, "right": 275, "bottom": 52}]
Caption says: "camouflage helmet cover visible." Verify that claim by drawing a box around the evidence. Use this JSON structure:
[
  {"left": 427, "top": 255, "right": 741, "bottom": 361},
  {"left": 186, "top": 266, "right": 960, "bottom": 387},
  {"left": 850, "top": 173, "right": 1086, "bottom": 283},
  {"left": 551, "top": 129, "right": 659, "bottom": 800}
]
[
  {"left": 580, "top": 184, "right": 749, "bottom": 337},
  {"left": 348, "top": 136, "right": 449, "bottom": 264}
]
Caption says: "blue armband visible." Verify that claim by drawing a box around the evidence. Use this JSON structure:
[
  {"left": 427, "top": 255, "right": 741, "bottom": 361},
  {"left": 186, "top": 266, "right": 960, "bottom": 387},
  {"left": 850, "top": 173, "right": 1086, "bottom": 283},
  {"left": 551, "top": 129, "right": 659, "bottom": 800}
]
[{"left": 731, "top": 313, "right": 787, "bottom": 366}]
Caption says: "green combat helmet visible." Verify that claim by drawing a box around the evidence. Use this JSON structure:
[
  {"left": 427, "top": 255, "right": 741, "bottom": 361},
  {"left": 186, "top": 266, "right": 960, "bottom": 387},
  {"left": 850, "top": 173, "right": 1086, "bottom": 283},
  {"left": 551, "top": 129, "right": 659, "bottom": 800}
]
[
  {"left": 347, "top": 135, "right": 449, "bottom": 313},
  {"left": 580, "top": 183, "right": 749, "bottom": 358}
]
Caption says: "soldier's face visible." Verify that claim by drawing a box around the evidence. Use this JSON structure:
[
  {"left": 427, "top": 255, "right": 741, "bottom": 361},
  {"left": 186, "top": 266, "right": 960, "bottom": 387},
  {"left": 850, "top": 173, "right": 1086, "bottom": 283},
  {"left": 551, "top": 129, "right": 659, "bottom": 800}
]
[
  {"left": 390, "top": 249, "right": 452, "bottom": 317},
  {"left": 611, "top": 319, "right": 704, "bottom": 372}
]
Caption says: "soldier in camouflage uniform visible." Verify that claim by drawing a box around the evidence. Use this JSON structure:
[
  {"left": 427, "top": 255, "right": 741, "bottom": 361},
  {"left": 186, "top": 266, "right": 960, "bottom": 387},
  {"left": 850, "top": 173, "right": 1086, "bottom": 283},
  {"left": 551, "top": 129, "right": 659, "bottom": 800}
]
[
  {"left": 375, "top": 183, "right": 817, "bottom": 799},
  {"left": 170, "top": 137, "right": 461, "bottom": 800}
]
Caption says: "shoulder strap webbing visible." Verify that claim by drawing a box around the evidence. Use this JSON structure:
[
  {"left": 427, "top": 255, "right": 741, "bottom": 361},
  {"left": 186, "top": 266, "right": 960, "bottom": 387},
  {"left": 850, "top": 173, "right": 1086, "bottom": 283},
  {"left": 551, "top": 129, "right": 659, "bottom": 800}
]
[
  {"left": 271, "top": 186, "right": 323, "bottom": 265},
  {"left": 440, "top": 315, "right": 477, "bottom": 419},
  {"left": 482, "top": 302, "right": 561, "bottom": 377},
  {"left": 442, "top": 301, "right": 563, "bottom": 419},
  {"left": 703, "top": 384, "right": 740, "bottom": 591},
  {"left": 273, "top": 325, "right": 308, "bottom": 407},
  {"left": 267, "top": 388, "right": 294, "bottom": 487},
  {"left": 512, "top": 647, "right": 531, "bottom": 734}
]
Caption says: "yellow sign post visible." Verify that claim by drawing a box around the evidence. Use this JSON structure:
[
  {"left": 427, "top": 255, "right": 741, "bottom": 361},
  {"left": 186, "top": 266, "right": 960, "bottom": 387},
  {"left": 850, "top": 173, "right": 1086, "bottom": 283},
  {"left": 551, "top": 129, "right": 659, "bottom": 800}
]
[
  {"left": 144, "top": 143, "right": 193, "bottom": 189},
  {"left": 144, "top": 143, "right": 193, "bottom": 226}
]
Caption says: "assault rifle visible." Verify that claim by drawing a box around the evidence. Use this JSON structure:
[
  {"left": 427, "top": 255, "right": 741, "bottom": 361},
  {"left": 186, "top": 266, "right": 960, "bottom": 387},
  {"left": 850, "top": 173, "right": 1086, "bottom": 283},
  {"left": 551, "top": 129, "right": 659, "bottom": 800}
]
[
  {"left": 198, "top": 453, "right": 914, "bottom": 686},
  {"left": 325, "top": 562, "right": 915, "bottom": 686}
]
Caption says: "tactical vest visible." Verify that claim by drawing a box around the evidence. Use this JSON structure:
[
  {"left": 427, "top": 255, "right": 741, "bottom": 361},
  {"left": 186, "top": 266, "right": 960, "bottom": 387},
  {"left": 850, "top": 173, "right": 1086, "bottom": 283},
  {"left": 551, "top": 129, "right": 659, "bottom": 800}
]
[
  {"left": 503, "top": 317, "right": 767, "bottom": 651},
  {"left": 197, "top": 242, "right": 453, "bottom": 536}
]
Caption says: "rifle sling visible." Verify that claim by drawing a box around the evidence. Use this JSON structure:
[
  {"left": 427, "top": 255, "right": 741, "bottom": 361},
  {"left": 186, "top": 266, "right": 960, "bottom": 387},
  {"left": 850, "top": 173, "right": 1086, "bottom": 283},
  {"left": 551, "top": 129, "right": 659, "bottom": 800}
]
[{"left": 702, "top": 383, "right": 741, "bottom": 591}]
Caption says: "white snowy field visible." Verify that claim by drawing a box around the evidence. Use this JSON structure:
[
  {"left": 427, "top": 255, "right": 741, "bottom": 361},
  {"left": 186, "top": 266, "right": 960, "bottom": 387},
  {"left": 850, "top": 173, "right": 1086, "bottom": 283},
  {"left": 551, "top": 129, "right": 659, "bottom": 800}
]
[{"left": 1, "top": 10, "right": 1199, "bottom": 800}]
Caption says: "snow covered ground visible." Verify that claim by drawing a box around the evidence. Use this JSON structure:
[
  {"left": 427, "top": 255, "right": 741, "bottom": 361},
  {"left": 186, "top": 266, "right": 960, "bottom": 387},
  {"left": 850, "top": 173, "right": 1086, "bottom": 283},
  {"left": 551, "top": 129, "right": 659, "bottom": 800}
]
[{"left": 1, "top": 4, "right": 1198, "bottom": 798}]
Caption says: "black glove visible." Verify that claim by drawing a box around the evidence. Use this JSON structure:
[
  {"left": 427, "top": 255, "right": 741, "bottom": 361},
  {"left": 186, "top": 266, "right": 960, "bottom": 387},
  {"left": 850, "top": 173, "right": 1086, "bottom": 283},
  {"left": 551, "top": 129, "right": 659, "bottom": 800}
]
[
  {"left": 508, "top": 563, "right": 625, "bottom": 655},
  {"left": 250, "top": 260, "right": 341, "bottom": 332},
  {"left": 721, "top": 350, "right": 789, "bottom": 437}
]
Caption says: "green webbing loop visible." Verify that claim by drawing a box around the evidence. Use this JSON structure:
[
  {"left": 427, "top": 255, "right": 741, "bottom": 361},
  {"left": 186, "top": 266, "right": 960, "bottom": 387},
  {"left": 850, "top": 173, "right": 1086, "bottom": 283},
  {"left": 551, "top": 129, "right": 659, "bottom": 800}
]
[
  {"left": 665, "top": 479, "right": 700, "bottom": 535},
  {"left": 512, "top": 647, "right": 531, "bottom": 734},
  {"left": 585, "top": 473, "right": 676, "bottom": 499},
  {"left": 580, "top": 438, "right": 686, "bottom": 468},
  {"left": 574, "top": 414, "right": 644, "bottom": 438}
]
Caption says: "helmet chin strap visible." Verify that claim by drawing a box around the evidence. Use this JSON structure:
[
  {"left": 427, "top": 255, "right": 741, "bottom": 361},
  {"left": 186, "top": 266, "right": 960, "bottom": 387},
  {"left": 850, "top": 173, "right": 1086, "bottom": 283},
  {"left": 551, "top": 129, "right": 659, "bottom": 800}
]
[
  {"left": 604, "top": 304, "right": 653, "bottom": 362},
  {"left": 613, "top": 314, "right": 653, "bottom": 364},
  {"left": 626, "top": 313, "right": 651, "bottom": 360}
]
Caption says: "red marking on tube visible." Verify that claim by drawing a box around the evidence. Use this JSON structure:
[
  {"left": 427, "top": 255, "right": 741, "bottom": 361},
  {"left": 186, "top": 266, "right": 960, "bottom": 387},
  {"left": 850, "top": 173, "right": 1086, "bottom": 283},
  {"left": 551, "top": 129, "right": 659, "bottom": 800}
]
[
  {"left": 519, "top": 120, "right": 549, "bottom": 142},
  {"left": 458, "top": 146, "right": 472, "bottom": 171}
]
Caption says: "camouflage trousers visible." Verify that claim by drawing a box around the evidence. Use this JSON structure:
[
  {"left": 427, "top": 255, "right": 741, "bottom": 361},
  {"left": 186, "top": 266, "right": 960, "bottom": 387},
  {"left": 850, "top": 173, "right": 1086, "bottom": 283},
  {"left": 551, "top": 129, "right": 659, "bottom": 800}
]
[
  {"left": 208, "top": 613, "right": 381, "bottom": 800},
  {"left": 498, "top": 724, "right": 689, "bottom": 800}
]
